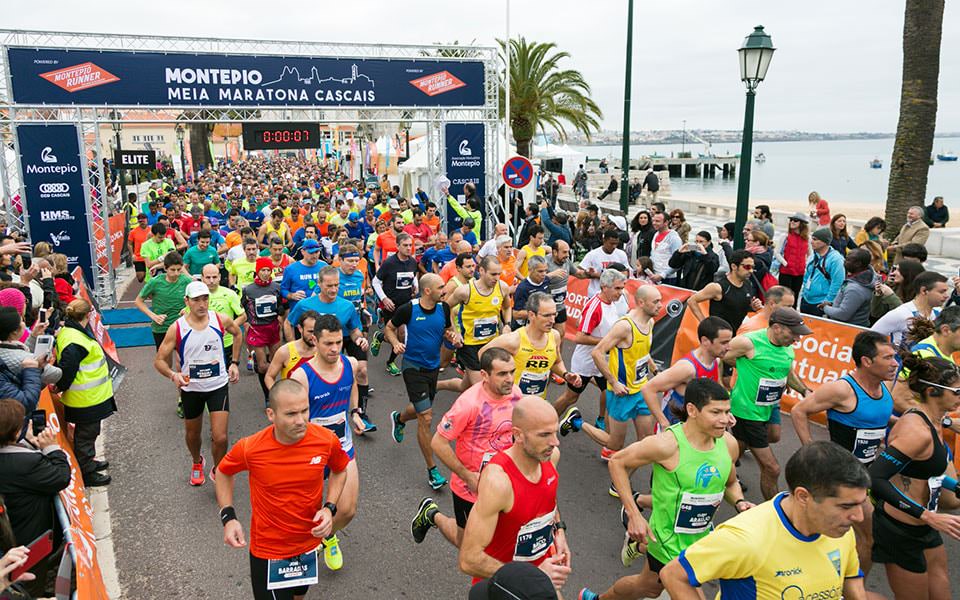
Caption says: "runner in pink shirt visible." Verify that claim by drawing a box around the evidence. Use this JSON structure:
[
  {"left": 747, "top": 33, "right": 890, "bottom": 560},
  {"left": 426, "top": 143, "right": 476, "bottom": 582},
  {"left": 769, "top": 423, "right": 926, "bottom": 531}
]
[{"left": 409, "top": 347, "right": 522, "bottom": 548}]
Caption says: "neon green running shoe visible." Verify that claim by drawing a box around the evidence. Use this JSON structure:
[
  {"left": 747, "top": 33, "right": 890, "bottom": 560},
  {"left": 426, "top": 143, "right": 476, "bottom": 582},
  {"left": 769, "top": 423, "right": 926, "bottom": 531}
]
[{"left": 322, "top": 534, "right": 343, "bottom": 571}]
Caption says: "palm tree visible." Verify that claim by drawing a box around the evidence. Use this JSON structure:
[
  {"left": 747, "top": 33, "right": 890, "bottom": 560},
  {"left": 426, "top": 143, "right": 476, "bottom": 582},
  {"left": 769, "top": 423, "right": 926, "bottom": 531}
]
[
  {"left": 885, "top": 0, "right": 944, "bottom": 234},
  {"left": 500, "top": 37, "right": 602, "bottom": 157}
]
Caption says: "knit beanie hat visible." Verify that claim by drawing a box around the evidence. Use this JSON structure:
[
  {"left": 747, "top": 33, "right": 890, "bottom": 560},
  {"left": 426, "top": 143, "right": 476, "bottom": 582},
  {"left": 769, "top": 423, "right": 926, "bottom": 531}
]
[{"left": 0, "top": 287, "right": 26, "bottom": 316}]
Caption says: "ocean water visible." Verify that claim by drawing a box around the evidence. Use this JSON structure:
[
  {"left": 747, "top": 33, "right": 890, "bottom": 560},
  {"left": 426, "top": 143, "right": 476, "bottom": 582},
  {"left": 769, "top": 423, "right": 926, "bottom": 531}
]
[{"left": 573, "top": 137, "right": 960, "bottom": 210}]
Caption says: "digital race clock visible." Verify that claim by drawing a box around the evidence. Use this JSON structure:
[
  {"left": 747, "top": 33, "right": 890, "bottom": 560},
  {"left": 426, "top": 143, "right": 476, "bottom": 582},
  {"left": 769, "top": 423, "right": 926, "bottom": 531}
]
[{"left": 241, "top": 122, "right": 321, "bottom": 150}]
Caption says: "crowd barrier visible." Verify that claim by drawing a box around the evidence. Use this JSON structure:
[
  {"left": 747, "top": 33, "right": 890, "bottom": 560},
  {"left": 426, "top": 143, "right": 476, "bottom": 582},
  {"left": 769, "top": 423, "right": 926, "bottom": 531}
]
[{"left": 560, "top": 278, "right": 960, "bottom": 468}]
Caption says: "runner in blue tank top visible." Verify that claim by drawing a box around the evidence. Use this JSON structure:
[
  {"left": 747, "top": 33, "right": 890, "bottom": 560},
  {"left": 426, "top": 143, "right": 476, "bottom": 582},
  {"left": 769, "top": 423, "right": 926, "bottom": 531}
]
[
  {"left": 289, "top": 314, "right": 364, "bottom": 573},
  {"left": 790, "top": 330, "right": 899, "bottom": 574}
]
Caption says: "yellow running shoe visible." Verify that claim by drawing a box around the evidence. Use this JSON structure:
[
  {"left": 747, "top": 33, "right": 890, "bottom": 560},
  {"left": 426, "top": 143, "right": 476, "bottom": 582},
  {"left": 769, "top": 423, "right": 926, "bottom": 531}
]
[{"left": 322, "top": 535, "right": 343, "bottom": 571}]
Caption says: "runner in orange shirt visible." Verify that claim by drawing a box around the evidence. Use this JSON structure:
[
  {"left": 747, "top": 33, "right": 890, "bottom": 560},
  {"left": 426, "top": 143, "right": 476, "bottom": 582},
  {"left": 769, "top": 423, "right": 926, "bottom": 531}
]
[
  {"left": 495, "top": 235, "right": 519, "bottom": 288},
  {"left": 216, "top": 379, "right": 349, "bottom": 600},
  {"left": 128, "top": 213, "right": 152, "bottom": 282}
]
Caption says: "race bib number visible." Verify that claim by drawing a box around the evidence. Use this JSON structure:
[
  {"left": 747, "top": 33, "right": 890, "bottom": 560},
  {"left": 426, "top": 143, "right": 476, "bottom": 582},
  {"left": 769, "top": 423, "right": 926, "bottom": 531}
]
[
  {"left": 755, "top": 377, "right": 787, "bottom": 406},
  {"left": 513, "top": 512, "right": 555, "bottom": 562},
  {"left": 473, "top": 317, "right": 498, "bottom": 341},
  {"left": 311, "top": 413, "right": 349, "bottom": 450},
  {"left": 395, "top": 271, "right": 415, "bottom": 290},
  {"left": 635, "top": 356, "right": 650, "bottom": 383},
  {"left": 674, "top": 492, "right": 724, "bottom": 534},
  {"left": 518, "top": 371, "right": 549, "bottom": 396},
  {"left": 267, "top": 549, "right": 319, "bottom": 590},
  {"left": 188, "top": 362, "right": 220, "bottom": 380},
  {"left": 928, "top": 475, "right": 945, "bottom": 512},
  {"left": 852, "top": 428, "right": 885, "bottom": 463},
  {"left": 254, "top": 294, "right": 278, "bottom": 318}
]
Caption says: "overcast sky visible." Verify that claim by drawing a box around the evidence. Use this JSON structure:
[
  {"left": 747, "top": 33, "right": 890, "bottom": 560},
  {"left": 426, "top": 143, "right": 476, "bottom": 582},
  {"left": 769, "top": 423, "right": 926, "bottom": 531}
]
[{"left": 5, "top": 0, "right": 957, "bottom": 133}]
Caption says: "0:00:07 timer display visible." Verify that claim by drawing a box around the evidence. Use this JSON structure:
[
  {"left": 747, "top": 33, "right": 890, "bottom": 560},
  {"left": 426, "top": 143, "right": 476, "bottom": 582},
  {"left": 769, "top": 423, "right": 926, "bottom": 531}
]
[{"left": 241, "top": 122, "right": 322, "bottom": 150}]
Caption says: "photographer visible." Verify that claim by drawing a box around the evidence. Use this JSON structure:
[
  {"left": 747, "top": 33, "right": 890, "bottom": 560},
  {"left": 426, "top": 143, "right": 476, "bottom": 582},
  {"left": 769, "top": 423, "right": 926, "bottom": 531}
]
[{"left": 0, "top": 398, "right": 71, "bottom": 597}]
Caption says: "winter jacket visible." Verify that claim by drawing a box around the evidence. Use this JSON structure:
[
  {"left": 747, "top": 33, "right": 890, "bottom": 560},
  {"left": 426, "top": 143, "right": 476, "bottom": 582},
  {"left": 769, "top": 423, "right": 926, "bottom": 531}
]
[
  {"left": 669, "top": 244, "right": 721, "bottom": 291},
  {"left": 0, "top": 341, "right": 61, "bottom": 385},
  {"left": 801, "top": 248, "right": 846, "bottom": 305},
  {"left": 747, "top": 246, "right": 773, "bottom": 285},
  {"left": 830, "top": 234, "right": 857, "bottom": 255},
  {"left": 779, "top": 233, "right": 810, "bottom": 277},
  {"left": 822, "top": 268, "right": 877, "bottom": 327},
  {"left": 0, "top": 442, "right": 71, "bottom": 549},
  {"left": 539, "top": 208, "right": 572, "bottom": 245},
  {"left": 0, "top": 361, "right": 42, "bottom": 414},
  {"left": 871, "top": 291, "right": 903, "bottom": 323}
]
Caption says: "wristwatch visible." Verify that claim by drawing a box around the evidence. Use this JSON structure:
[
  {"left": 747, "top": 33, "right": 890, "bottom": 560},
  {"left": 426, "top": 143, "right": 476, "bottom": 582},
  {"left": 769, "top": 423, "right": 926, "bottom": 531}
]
[
  {"left": 553, "top": 520, "right": 567, "bottom": 533},
  {"left": 323, "top": 501, "right": 338, "bottom": 517}
]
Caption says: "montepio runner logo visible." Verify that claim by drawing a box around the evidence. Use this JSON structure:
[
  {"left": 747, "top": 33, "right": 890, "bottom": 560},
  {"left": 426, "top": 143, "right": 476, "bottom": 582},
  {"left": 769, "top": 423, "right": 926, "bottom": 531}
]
[
  {"left": 39, "top": 62, "right": 120, "bottom": 93},
  {"left": 409, "top": 71, "right": 466, "bottom": 97}
]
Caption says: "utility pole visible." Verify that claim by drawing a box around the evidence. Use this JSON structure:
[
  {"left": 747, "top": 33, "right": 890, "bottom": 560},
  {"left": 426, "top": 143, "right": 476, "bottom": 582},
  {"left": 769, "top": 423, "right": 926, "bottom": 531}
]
[
  {"left": 619, "top": 0, "right": 634, "bottom": 214},
  {"left": 682, "top": 119, "right": 687, "bottom": 155}
]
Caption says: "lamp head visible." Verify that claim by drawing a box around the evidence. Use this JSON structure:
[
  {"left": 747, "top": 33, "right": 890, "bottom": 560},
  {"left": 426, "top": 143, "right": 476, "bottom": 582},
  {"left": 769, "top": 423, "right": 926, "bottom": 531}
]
[{"left": 738, "top": 25, "right": 775, "bottom": 92}]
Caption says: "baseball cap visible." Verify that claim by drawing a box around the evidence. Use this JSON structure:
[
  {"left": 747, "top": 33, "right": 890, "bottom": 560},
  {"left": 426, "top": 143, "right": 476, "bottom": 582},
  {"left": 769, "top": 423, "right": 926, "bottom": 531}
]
[
  {"left": 348, "top": 212, "right": 359, "bottom": 221},
  {"left": 389, "top": 198, "right": 401, "bottom": 210},
  {"left": 769, "top": 307, "right": 813, "bottom": 335},
  {"left": 185, "top": 281, "right": 210, "bottom": 299},
  {"left": 468, "top": 563, "right": 557, "bottom": 600},
  {"left": 301, "top": 239, "right": 321, "bottom": 253}
]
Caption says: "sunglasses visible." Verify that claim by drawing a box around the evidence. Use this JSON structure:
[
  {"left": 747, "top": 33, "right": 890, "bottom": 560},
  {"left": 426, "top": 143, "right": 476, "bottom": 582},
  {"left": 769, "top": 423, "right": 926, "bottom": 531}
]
[{"left": 919, "top": 380, "right": 960, "bottom": 396}]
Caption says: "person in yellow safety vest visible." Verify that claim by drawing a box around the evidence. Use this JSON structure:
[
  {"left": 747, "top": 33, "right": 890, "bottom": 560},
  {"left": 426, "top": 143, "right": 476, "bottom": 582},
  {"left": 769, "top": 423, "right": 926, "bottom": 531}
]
[{"left": 55, "top": 298, "right": 117, "bottom": 487}]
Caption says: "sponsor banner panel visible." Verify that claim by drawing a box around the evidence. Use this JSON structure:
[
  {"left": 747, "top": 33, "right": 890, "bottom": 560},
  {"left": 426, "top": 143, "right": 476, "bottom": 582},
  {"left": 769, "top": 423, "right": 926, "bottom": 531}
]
[
  {"left": 443, "top": 123, "right": 486, "bottom": 234},
  {"left": 36, "top": 388, "right": 111, "bottom": 599},
  {"left": 17, "top": 124, "right": 95, "bottom": 284},
  {"left": 8, "top": 47, "right": 485, "bottom": 107}
]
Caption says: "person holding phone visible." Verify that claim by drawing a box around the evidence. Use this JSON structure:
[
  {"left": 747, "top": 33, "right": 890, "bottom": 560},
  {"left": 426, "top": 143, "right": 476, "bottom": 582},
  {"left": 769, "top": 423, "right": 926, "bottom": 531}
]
[{"left": 0, "top": 398, "right": 71, "bottom": 595}]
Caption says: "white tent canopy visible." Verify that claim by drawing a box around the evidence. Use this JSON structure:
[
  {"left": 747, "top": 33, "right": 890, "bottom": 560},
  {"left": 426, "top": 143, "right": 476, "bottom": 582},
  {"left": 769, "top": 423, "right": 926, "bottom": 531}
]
[{"left": 532, "top": 142, "right": 587, "bottom": 181}]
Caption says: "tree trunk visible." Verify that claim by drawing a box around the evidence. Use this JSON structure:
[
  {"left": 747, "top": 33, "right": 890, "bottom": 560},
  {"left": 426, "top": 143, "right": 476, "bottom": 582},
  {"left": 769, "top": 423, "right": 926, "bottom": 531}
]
[
  {"left": 515, "top": 137, "right": 532, "bottom": 158},
  {"left": 885, "top": 0, "right": 943, "bottom": 236},
  {"left": 188, "top": 122, "right": 214, "bottom": 173}
]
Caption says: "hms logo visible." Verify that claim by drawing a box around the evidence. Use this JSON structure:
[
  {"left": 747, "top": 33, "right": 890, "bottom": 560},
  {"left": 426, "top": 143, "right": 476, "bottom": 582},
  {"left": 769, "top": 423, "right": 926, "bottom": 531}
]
[
  {"left": 39, "top": 62, "right": 120, "bottom": 93},
  {"left": 409, "top": 71, "right": 465, "bottom": 97}
]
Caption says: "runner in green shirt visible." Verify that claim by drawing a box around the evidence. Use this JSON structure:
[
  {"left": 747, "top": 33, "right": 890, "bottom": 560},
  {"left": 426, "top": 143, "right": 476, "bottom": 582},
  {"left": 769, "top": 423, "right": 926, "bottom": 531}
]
[
  {"left": 134, "top": 252, "right": 192, "bottom": 348},
  {"left": 182, "top": 230, "right": 221, "bottom": 275},
  {"left": 227, "top": 238, "right": 259, "bottom": 289},
  {"left": 724, "top": 307, "right": 812, "bottom": 500},
  {"left": 578, "top": 379, "right": 752, "bottom": 600},
  {"left": 197, "top": 264, "right": 245, "bottom": 351},
  {"left": 140, "top": 223, "right": 176, "bottom": 280}
]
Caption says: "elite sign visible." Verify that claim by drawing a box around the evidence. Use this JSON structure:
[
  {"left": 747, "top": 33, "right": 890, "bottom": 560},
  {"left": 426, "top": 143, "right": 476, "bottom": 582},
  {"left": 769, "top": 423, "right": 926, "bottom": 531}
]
[
  {"left": 114, "top": 150, "right": 157, "bottom": 171},
  {"left": 16, "top": 124, "right": 95, "bottom": 284},
  {"left": 7, "top": 47, "right": 486, "bottom": 108}
]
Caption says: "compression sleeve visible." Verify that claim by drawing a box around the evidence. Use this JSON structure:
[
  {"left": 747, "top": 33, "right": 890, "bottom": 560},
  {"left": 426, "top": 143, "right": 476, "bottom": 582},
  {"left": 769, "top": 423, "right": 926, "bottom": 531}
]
[
  {"left": 371, "top": 275, "right": 386, "bottom": 301},
  {"left": 868, "top": 447, "right": 926, "bottom": 519}
]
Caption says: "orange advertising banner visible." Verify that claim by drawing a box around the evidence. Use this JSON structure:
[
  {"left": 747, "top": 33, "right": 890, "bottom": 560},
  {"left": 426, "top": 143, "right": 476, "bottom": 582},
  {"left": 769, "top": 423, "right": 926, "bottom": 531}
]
[{"left": 37, "top": 389, "right": 110, "bottom": 600}]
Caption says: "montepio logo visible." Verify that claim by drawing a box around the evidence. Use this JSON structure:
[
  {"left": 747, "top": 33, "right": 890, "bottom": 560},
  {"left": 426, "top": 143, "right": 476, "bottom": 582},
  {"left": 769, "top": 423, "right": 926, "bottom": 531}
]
[
  {"left": 39, "top": 62, "right": 120, "bottom": 93},
  {"left": 409, "top": 71, "right": 465, "bottom": 97}
]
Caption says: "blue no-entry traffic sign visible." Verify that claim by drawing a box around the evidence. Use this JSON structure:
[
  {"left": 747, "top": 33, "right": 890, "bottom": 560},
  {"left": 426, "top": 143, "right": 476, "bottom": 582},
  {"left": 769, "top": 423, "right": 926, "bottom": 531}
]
[{"left": 502, "top": 155, "right": 534, "bottom": 189}]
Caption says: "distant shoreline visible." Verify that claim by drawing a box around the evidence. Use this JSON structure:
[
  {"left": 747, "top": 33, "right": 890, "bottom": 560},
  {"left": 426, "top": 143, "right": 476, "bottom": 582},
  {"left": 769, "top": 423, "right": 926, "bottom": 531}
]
[{"left": 571, "top": 134, "right": 960, "bottom": 147}]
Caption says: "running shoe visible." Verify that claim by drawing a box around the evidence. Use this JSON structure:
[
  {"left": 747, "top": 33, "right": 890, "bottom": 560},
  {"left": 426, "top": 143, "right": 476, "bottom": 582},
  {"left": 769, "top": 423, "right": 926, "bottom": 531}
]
[
  {"left": 189, "top": 456, "right": 206, "bottom": 486},
  {"left": 391, "top": 411, "right": 405, "bottom": 443},
  {"left": 176, "top": 397, "right": 184, "bottom": 419},
  {"left": 322, "top": 535, "right": 343, "bottom": 571},
  {"left": 621, "top": 532, "right": 644, "bottom": 568},
  {"left": 620, "top": 493, "right": 643, "bottom": 530},
  {"left": 370, "top": 331, "right": 383, "bottom": 357},
  {"left": 600, "top": 447, "right": 615, "bottom": 461},
  {"left": 455, "top": 364, "right": 465, "bottom": 377},
  {"left": 359, "top": 412, "right": 378, "bottom": 433},
  {"left": 559, "top": 406, "right": 583, "bottom": 437},
  {"left": 246, "top": 352, "right": 254, "bottom": 371},
  {"left": 427, "top": 467, "right": 448, "bottom": 490},
  {"left": 411, "top": 497, "right": 439, "bottom": 543},
  {"left": 552, "top": 373, "right": 566, "bottom": 385},
  {"left": 578, "top": 589, "right": 600, "bottom": 600},
  {"left": 594, "top": 415, "right": 606, "bottom": 431},
  {"left": 386, "top": 361, "right": 401, "bottom": 376},
  {"left": 608, "top": 484, "right": 620, "bottom": 498}
]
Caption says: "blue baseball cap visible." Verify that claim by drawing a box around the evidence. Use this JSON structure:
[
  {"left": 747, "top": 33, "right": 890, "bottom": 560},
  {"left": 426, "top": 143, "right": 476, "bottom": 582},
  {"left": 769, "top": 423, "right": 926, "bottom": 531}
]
[
  {"left": 348, "top": 212, "right": 359, "bottom": 221},
  {"left": 301, "top": 239, "right": 321, "bottom": 253}
]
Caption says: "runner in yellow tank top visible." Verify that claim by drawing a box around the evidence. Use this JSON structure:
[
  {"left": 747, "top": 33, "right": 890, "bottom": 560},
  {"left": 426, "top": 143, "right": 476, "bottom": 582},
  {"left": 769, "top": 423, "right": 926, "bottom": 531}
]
[
  {"left": 516, "top": 225, "right": 549, "bottom": 279},
  {"left": 263, "top": 310, "right": 319, "bottom": 388},
  {"left": 567, "top": 286, "right": 663, "bottom": 476},
  {"left": 481, "top": 291, "right": 580, "bottom": 397},
  {"left": 440, "top": 256, "right": 512, "bottom": 392}
]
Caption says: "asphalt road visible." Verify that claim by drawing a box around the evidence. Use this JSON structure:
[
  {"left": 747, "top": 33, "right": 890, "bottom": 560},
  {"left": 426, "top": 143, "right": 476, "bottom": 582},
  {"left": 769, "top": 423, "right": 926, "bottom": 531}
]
[{"left": 102, "top": 307, "right": 955, "bottom": 599}]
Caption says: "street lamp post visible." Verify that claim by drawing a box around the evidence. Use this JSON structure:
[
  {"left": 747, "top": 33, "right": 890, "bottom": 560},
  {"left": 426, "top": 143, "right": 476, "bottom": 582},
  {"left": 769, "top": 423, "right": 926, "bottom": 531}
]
[
  {"left": 619, "top": 0, "right": 634, "bottom": 214},
  {"left": 681, "top": 119, "right": 687, "bottom": 155},
  {"left": 110, "top": 110, "right": 126, "bottom": 211},
  {"left": 175, "top": 124, "right": 187, "bottom": 182},
  {"left": 733, "top": 25, "right": 775, "bottom": 249}
]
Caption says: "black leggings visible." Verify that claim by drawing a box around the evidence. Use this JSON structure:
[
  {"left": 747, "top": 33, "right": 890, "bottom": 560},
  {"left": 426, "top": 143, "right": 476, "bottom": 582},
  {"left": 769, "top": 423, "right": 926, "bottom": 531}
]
[{"left": 778, "top": 273, "right": 804, "bottom": 308}]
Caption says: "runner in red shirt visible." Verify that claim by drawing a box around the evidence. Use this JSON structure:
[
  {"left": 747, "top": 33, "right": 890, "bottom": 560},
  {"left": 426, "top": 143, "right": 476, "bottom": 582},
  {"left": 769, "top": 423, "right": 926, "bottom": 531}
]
[
  {"left": 458, "top": 395, "right": 571, "bottom": 593},
  {"left": 217, "top": 379, "right": 349, "bottom": 600},
  {"left": 128, "top": 213, "right": 151, "bottom": 282}
]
